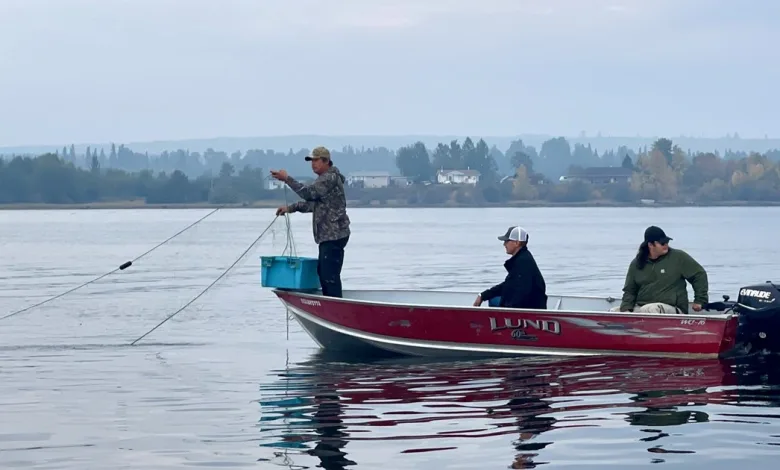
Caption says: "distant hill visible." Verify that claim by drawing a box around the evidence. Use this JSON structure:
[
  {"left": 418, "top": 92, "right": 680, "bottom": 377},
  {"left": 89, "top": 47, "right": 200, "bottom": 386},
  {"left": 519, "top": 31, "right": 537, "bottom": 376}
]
[{"left": 2, "top": 133, "right": 780, "bottom": 157}]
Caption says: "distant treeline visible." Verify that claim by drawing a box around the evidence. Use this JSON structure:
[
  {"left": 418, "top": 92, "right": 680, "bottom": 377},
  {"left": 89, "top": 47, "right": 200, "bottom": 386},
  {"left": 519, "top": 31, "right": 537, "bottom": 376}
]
[
  {"left": 3, "top": 136, "right": 779, "bottom": 182},
  {"left": 1, "top": 137, "right": 780, "bottom": 205},
  {"left": 0, "top": 154, "right": 269, "bottom": 204},
  {"left": 3, "top": 132, "right": 779, "bottom": 168}
]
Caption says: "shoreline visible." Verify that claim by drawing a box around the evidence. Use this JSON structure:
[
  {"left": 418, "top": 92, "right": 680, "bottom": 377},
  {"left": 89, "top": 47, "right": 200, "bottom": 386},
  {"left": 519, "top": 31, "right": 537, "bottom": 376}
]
[{"left": 2, "top": 200, "right": 780, "bottom": 210}]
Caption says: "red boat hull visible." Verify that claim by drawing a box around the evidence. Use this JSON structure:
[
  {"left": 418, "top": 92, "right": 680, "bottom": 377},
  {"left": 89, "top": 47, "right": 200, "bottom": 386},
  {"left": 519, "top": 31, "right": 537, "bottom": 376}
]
[{"left": 274, "top": 290, "right": 739, "bottom": 359}]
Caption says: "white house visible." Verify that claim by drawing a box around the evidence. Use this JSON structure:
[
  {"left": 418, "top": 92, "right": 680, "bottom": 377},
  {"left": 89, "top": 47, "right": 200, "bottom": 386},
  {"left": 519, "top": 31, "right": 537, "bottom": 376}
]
[
  {"left": 436, "top": 169, "right": 481, "bottom": 185},
  {"left": 347, "top": 171, "right": 391, "bottom": 188}
]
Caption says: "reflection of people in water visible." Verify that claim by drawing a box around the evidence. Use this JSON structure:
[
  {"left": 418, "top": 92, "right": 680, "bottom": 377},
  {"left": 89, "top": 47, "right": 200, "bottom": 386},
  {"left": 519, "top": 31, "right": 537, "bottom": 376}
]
[
  {"left": 622, "top": 356, "right": 780, "bottom": 457},
  {"left": 506, "top": 396, "right": 556, "bottom": 469},
  {"left": 259, "top": 369, "right": 356, "bottom": 469},
  {"left": 627, "top": 406, "right": 710, "bottom": 427},
  {"left": 624, "top": 387, "right": 711, "bottom": 451},
  {"left": 307, "top": 392, "right": 356, "bottom": 469},
  {"left": 620, "top": 391, "right": 714, "bottom": 460},
  {"left": 260, "top": 355, "right": 765, "bottom": 468},
  {"left": 491, "top": 371, "right": 557, "bottom": 469}
]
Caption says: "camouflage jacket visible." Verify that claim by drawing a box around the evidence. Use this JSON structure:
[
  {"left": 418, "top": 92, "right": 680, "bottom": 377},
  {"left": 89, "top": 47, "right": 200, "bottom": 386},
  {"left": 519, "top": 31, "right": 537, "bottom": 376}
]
[{"left": 285, "top": 166, "right": 351, "bottom": 244}]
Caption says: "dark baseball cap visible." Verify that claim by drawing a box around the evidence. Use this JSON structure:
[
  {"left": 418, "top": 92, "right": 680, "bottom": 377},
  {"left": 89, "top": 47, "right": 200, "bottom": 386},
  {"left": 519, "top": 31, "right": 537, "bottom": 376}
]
[{"left": 644, "top": 225, "right": 672, "bottom": 244}]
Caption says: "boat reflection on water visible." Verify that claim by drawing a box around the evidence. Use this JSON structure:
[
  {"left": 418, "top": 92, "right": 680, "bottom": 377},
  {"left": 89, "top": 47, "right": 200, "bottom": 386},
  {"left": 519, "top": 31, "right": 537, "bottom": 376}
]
[{"left": 256, "top": 353, "right": 780, "bottom": 469}]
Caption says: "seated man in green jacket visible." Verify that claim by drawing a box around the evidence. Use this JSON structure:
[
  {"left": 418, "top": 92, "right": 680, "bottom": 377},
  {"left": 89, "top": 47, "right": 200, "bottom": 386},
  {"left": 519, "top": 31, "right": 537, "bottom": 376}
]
[{"left": 615, "top": 226, "right": 708, "bottom": 314}]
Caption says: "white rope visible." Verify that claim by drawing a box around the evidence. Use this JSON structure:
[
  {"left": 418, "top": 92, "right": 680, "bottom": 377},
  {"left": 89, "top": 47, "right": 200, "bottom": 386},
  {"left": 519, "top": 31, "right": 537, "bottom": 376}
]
[{"left": 280, "top": 181, "right": 298, "bottom": 340}]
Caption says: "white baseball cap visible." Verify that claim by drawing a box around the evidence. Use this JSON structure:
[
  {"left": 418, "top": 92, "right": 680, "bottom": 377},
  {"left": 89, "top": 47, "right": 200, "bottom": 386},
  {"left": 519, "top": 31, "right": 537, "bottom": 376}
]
[{"left": 497, "top": 226, "right": 529, "bottom": 242}]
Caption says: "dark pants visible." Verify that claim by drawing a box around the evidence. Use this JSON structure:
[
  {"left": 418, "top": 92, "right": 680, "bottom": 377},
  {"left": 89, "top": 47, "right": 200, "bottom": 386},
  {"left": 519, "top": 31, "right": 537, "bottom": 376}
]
[{"left": 317, "top": 236, "right": 349, "bottom": 298}]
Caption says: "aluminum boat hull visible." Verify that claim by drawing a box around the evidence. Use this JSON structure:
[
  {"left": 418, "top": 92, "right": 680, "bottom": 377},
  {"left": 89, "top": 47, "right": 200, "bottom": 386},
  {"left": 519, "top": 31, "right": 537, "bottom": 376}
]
[{"left": 273, "top": 289, "right": 739, "bottom": 359}]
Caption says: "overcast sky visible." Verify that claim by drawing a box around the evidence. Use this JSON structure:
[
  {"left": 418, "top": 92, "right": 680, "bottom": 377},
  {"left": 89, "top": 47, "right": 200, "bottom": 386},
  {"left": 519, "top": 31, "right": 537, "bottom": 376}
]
[{"left": 0, "top": 0, "right": 777, "bottom": 146}]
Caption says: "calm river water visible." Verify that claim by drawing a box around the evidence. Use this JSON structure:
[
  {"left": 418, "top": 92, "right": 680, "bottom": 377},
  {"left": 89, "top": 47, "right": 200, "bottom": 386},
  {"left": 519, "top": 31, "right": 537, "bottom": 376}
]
[{"left": 0, "top": 207, "right": 779, "bottom": 469}]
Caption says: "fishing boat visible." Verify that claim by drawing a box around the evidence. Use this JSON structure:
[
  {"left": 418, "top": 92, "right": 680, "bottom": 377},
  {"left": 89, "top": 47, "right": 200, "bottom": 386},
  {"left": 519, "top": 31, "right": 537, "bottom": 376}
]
[{"left": 263, "top": 257, "right": 780, "bottom": 359}]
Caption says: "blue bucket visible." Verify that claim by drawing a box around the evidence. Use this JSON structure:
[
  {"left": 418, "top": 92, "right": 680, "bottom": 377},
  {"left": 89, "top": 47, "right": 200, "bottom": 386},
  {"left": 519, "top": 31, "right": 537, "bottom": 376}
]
[
  {"left": 260, "top": 256, "right": 320, "bottom": 290},
  {"left": 488, "top": 296, "right": 502, "bottom": 307}
]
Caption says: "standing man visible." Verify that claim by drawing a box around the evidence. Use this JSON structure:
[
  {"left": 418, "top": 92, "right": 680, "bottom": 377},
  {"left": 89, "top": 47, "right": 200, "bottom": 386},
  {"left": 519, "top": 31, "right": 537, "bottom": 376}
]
[
  {"left": 271, "top": 146, "right": 351, "bottom": 298},
  {"left": 474, "top": 225, "right": 548, "bottom": 310}
]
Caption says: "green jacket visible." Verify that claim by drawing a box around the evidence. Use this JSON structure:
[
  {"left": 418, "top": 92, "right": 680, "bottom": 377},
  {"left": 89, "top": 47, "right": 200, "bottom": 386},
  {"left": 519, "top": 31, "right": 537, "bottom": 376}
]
[{"left": 619, "top": 247, "right": 709, "bottom": 313}]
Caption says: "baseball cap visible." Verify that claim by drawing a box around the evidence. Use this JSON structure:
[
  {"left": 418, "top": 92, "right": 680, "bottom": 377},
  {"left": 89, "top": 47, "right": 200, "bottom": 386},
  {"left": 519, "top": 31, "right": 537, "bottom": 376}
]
[
  {"left": 498, "top": 226, "right": 529, "bottom": 242},
  {"left": 644, "top": 225, "right": 672, "bottom": 244},
  {"left": 304, "top": 146, "right": 331, "bottom": 162}
]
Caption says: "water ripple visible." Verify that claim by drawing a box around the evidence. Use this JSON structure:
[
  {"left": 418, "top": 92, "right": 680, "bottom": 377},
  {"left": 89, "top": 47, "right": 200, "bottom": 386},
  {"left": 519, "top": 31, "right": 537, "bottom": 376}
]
[
  {"left": 255, "top": 354, "right": 780, "bottom": 468},
  {"left": 3, "top": 208, "right": 780, "bottom": 469}
]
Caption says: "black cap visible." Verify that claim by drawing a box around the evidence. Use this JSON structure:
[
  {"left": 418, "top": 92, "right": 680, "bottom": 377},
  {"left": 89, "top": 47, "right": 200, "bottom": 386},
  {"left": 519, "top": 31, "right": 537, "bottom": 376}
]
[{"left": 644, "top": 225, "right": 672, "bottom": 244}]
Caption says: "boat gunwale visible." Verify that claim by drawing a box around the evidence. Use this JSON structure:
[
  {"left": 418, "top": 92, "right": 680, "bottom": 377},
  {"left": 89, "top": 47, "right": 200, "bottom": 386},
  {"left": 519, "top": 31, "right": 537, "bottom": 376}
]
[{"left": 273, "top": 288, "right": 736, "bottom": 322}]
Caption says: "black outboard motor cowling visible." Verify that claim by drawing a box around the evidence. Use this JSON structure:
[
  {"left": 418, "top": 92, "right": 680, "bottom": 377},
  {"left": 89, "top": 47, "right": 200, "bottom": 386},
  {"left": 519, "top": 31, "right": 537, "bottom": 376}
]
[
  {"left": 738, "top": 283, "right": 780, "bottom": 309},
  {"left": 734, "top": 281, "right": 780, "bottom": 354}
]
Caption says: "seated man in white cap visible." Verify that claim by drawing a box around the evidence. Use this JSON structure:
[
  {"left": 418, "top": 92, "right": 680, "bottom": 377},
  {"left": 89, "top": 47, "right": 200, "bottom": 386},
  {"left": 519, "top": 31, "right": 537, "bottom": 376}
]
[{"left": 473, "top": 226, "right": 548, "bottom": 310}]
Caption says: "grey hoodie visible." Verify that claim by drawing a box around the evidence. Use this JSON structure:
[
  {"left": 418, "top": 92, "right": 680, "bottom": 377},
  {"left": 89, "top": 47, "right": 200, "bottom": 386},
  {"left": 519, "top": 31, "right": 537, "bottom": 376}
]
[{"left": 285, "top": 166, "right": 351, "bottom": 244}]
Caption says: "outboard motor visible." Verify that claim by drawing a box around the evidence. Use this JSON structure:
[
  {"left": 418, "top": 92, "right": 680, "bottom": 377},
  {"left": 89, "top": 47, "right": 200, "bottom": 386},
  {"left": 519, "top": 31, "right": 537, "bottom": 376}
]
[{"left": 733, "top": 281, "right": 780, "bottom": 354}]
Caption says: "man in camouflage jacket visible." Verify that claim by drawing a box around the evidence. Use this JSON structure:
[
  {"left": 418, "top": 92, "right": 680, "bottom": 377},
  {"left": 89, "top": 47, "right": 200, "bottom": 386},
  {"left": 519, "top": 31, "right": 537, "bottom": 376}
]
[{"left": 271, "top": 146, "right": 351, "bottom": 297}]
